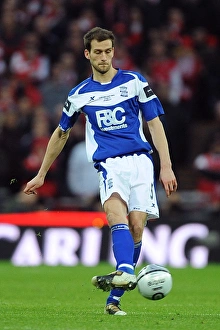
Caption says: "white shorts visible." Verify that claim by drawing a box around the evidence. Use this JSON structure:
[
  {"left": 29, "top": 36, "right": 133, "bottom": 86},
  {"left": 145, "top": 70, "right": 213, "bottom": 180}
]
[{"left": 97, "top": 154, "right": 159, "bottom": 220}]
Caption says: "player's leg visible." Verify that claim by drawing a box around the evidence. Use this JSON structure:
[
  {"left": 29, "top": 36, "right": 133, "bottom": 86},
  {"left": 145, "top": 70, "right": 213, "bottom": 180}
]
[
  {"left": 104, "top": 194, "right": 136, "bottom": 275},
  {"left": 91, "top": 157, "right": 137, "bottom": 315},
  {"left": 103, "top": 195, "right": 136, "bottom": 315},
  {"left": 92, "top": 194, "right": 137, "bottom": 292},
  {"left": 92, "top": 158, "right": 137, "bottom": 293},
  {"left": 104, "top": 210, "right": 147, "bottom": 314}
]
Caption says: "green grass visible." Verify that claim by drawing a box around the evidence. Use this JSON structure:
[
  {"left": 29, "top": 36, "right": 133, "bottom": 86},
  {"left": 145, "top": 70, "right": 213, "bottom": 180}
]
[{"left": 0, "top": 262, "right": 219, "bottom": 330}]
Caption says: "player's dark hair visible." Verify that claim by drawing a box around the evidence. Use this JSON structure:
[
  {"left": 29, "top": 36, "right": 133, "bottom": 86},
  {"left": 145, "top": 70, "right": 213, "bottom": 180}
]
[{"left": 83, "top": 27, "right": 115, "bottom": 51}]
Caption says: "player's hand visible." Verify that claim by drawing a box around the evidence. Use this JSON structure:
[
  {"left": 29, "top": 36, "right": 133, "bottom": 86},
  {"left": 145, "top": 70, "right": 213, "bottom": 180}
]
[
  {"left": 159, "top": 168, "right": 177, "bottom": 197},
  {"left": 23, "top": 175, "right": 45, "bottom": 195}
]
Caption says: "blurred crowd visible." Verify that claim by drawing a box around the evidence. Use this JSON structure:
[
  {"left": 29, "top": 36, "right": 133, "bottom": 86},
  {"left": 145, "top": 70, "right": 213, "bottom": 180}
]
[{"left": 0, "top": 0, "right": 219, "bottom": 214}]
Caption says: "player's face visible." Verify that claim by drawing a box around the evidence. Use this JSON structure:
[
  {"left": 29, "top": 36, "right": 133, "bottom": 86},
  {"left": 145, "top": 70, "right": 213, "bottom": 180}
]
[{"left": 84, "top": 39, "right": 114, "bottom": 74}]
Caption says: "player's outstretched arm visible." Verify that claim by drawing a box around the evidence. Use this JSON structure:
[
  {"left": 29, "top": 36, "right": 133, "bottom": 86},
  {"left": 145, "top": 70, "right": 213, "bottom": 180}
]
[
  {"left": 147, "top": 117, "right": 177, "bottom": 197},
  {"left": 24, "top": 127, "right": 70, "bottom": 195}
]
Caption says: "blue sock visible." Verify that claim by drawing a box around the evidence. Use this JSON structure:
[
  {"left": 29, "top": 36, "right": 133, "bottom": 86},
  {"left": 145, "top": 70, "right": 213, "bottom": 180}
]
[
  {"left": 133, "top": 241, "right": 142, "bottom": 268},
  {"left": 106, "top": 239, "right": 142, "bottom": 306},
  {"left": 111, "top": 224, "right": 134, "bottom": 274},
  {"left": 106, "top": 224, "right": 134, "bottom": 307}
]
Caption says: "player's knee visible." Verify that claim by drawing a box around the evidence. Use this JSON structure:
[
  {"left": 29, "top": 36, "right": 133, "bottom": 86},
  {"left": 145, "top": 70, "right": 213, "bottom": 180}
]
[{"left": 106, "top": 212, "right": 128, "bottom": 227}]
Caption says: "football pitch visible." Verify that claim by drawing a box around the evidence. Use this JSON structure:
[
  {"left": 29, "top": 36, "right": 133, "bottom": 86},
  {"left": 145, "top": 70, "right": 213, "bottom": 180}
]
[{"left": 0, "top": 262, "right": 219, "bottom": 330}]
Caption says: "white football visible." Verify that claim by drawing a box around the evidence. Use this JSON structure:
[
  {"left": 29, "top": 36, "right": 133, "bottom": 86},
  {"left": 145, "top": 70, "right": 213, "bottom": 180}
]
[{"left": 137, "top": 264, "right": 172, "bottom": 300}]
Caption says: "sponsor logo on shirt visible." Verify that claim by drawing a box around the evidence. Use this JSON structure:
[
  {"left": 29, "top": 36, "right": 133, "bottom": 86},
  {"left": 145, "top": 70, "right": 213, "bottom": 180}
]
[{"left": 96, "top": 107, "right": 128, "bottom": 131}]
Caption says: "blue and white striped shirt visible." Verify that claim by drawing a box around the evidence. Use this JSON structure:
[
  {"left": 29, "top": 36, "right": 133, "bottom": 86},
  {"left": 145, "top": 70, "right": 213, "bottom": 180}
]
[{"left": 59, "top": 69, "right": 164, "bottom": 163}]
